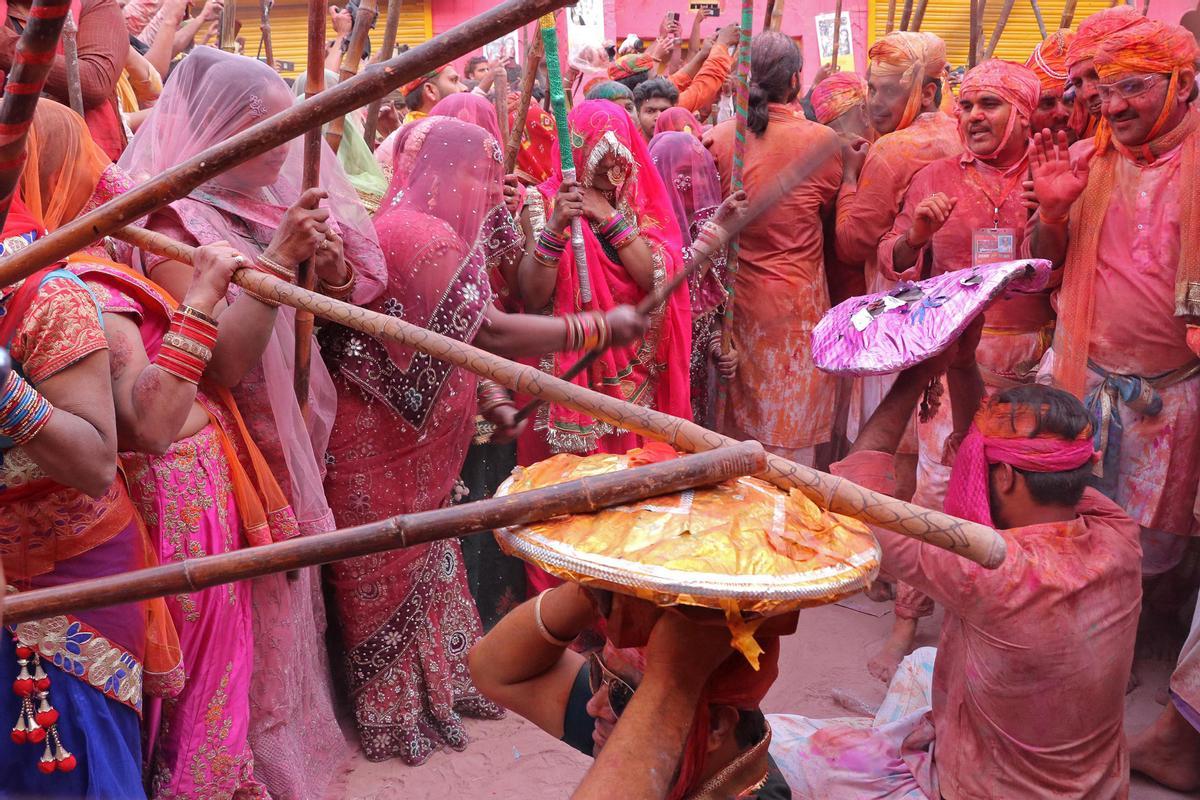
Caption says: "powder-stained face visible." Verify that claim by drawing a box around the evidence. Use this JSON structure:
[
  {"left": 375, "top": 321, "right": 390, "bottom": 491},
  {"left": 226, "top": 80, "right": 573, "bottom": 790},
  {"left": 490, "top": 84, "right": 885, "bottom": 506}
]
[
  {"left": 958, "top": 91, "right": 1015, "bottom": 157},
  {"left": 1068, "top": 60, "right": 1103, "bottom": 119},
  {"left": 1030, "top": 88, "right": 1074, "bottom": 141},
  {"left": 1100, "top": 71, "right": 1176, "bottom": 146},
  {"left": 866, "top": 72, "right": 912, "bottom": 136}
]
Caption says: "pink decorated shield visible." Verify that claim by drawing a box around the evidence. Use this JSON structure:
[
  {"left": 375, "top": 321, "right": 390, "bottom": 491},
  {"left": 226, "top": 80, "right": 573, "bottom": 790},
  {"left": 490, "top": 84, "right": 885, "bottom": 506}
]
[{"left": 812, "top": 259, "right": 1053, "bottom": 376}]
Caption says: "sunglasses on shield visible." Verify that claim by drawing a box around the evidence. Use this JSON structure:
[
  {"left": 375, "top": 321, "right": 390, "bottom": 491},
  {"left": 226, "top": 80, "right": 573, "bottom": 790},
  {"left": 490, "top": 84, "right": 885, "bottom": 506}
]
[
  {"left": 1097, "top": 74, "right": 1163, "bottom": 103},
  {"left": 588, "top": 652, "right": 636, "bottom": 718}
]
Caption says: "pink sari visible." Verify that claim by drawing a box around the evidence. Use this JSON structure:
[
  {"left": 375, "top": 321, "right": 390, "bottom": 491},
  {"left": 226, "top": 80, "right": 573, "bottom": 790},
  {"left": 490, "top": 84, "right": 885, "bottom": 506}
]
[
  {"left": 117, "top": 49, "right": 385, "bottom": 799},
  {"left": 321, "top": 118, "right": 504, "bottom": 764},
  {"left": 525, "top": 100, "right": 692, "bottom": 456},
  {"left": 647, "top": 130, "right": 727, "bottom": 427}
]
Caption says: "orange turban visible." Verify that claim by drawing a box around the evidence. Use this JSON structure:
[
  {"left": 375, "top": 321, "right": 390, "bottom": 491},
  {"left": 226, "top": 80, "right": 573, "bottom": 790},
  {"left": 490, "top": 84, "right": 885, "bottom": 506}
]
[
  {"left": 810, "top": 72, "right": 868, "bottom": 124},
  {"left": 868, "top": 31, "right": 949, "bottom": 130},
  {"left": 1065, "top": 6, "right": 1142, "bottom": 69},
  {"left": 1094, "top": 18, "right": 1200, "bottom": 80},
  {"left": 1026, "top": 30, "right": 1073, "bottom": 93},
  {"left": 959, "top": 59, "right": 1041, "bottom": 121}
]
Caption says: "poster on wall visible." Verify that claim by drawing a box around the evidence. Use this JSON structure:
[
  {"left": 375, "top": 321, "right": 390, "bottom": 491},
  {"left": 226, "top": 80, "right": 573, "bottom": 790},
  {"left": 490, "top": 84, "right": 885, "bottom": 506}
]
[
  {"left": 815, "top": 11, "right": 854, "bottom": 72},
  {"left": 483, "top": 30, "right": 520, "bottom": 64},
  {"left": 566, "top": 0, "right": 606, "bottom": 59}
]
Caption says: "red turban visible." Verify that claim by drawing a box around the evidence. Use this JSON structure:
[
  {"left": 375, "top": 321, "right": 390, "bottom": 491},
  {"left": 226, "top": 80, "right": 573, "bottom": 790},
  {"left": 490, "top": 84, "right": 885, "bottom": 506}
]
[
  {"left": 959, "top": 59, "right": 1041, "bottom": 121},
  {"left": 1094, "top": 17, "right": 1200, "bottom": 80},
  {"left": 608, "top": 53, "right": 654, "bottom": 81},
  {"left": 810, "top": 72, "right": 868, "bottom": 124},
  {"left": 1066, "top": 6, "right": 1143, "bottom": 69},
  {"left": 1026, "top": 30, "right": 1073, "bottom": 93},
  {"left": 867, "top": 31, "right": 949, "bottom": 130},
  {"left": 401, "top": 67, "right": 445, "bottom": 97},
  {"left": 943, "top": 398, "right": 1097, "bottom": 527}
]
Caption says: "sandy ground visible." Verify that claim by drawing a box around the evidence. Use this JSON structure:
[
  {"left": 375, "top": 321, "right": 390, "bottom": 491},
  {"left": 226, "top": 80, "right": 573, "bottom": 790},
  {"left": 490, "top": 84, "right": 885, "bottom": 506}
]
[{"left": 331, "top": 595, "right": 1198, "bottom": 799}]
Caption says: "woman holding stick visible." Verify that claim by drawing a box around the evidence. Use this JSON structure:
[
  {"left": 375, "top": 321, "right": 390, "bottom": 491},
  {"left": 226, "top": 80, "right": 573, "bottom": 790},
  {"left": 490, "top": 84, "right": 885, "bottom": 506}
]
[
  {"left": 117, "top": 47, "right": 385, "bottom": 799},
  {"left": 318, "top": 116, "right": 648, "bottom": 764},
  {"left": 23, "top": 101, "right": 296, "bottom": 797},
  {"left": 517, "top": 99, "right": 692, "bottom": 460}
]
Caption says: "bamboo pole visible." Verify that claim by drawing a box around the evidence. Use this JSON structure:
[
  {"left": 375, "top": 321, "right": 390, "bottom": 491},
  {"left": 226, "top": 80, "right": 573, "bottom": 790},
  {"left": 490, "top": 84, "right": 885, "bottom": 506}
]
[
  {"left": 1059, "top": 0, "right": 1079, "bottom": 31},
  {"left": 493, "top": 66, "right": 510, "bottom": 155},
  {"left": 830, "top": 0, "right": 843, "bottom": 68},
  {"left": 0, "top": 0, "right": 71, "bottom": 230},
  {"left": 974, "top": 0, "right": 988, "bottom": 65},
  {"left": 1029, "top": 0, "right": 1047, "bottom": 38},
  {"left": 293, "top": 0, "right": 327, "bottom": 420},
  {"left": 968, "top": 0, "right": 981, "bottom": 66},
  {"left": 539, "top": 13, "right": 592, "bottom": 304},
  {"left": 340, "top": 0, "right": 378, "bottom": 82},
  {"left": 61, "top": 12, "right": 84, "bottom": 116},
  {"left": 362, "top": 0, "right": 403, "bottom": 150},
  {"left": 763, "top": 0, "right": 777, "bottom": 31},
  {"left": 219, "top": 0, "right": 238, "bottom": 51},
  {"left": 985, "top": 0, "right": 1016, "bottom": 59},
  {"left": 3, "top": 444, "right": 767, "bottom": 625},
  {"left": 898, "top": 0, "right": 914, "bottom": 29},
  {"left": 910, "top": 0, "right": 929, "bottom": 30},
  {"left": 886, "top": 0, "right": 897, "bottom": 32},
  {"left": 112, "top": 225, "right": 1008, "bottom": 570},
  {"left": 769, "top": 0, "right": 785, "bottom": 30},
  {"left": 503, "top": 35, "right": 543, "bottom": 174},
  {"left": 260, "top": 0, "right": 276, "bottom": 70},
  {"left": 0, "top": 0, "right": 574, "bottom": 289}
]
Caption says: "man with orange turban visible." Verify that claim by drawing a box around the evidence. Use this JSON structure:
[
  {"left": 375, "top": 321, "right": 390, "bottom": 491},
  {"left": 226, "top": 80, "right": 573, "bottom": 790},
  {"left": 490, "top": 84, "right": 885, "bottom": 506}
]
[
  {"left": 861, "top": 59, "right": 1051, "bottom": 683},
  {"left": 1064, "top": 6, "right": 1143, "bottom": 139},
  {"left": 834, "top": 31, "right": 961, "bottom": 493},
  {"left": 1026, "top": 30, "right": 1077, "bottom": 141},
  {"left": 768, "top": 354, "right": 1141, "bottom": 799},
  {"left": 810, "top": 72, "right": 869, "bottom": 139},
  {"left": 1027, "top": 15, "right": 1200, "bottom": 582},
  {"left": 469, "top": 582, "right": 792, "bottom": 798}
]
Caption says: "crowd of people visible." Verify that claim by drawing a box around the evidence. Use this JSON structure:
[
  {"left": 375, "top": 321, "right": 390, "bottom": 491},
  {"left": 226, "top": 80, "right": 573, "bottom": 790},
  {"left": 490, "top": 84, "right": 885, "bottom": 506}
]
[{"left": 0, "top": 1, "right": 1199, "bottom": 798}]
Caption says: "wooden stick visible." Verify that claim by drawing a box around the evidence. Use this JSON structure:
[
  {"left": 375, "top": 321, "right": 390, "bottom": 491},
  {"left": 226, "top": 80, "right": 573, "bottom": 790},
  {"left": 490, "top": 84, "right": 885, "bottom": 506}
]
[
  {"left": 219, "top": 0, "right": 238, "bottom": 51},
  {"left": 769, "top": 0, "right": 785, "bottom": 30},
  {"left": 968, "top": 0, "right": 981, "bottom": 66},
  {"left": 0, "top": 0, "right": 71, "bottom": 230},
  {"left": 985, "top": 0, "right": 1016, "bottom": 58},
  {"left": 493, "top": 66, "right": 510, "bottom": 155},
  {"left": 717, "top": 4, "right": 753, "bottom": 366},
  {"left": 830, "top": 0, "right": 843, "bottom": 68},
  {"left": 3, "top": 443, "right": 767, "bottom": 625},
  {"left": 0, "top": 0, "right": 574, "bottom": 289},
  {"left": 539, "top": 13, "right": 592, "bottom": 304},
  {"left": 1059, "top": 0, "right": 1079, "bottom": 31},
  {"left": 886, "top": 0, "right": 897, "bottom": 32},
  {"left": 61, "top": 11, "right": 84, "bottom": 116},
  {"left": 503, "top": 35, "right": 543, "bottom": 174},
  {"left": 898, "top": 0, "right": 914, "bottom": 30},
  {"left": 1029, "top": 0, "right": 1047, "bottom": 38},
  {"left": 260, "top": 0, "right": 276, "bottom": 71},
  {"left": 910, "top": 0, "right": 929, "bottom": 30},
  {"left": 112, "top": 224, "right": 1008, "bottom": 570},
  {"left": 293, "top": 0, "right": 327, "bottom": 420},
  {"left": 340, "top": 0, "right": 378, "bottom": 82},
  {"left": 974, "top": 0, "right": 988, "bottom": 65},
  {"left": 763, "top": 0, "right": 777, "bottom": 32},
  {"left": 362, "top": 0, "right": 403, "bottom": 150}
]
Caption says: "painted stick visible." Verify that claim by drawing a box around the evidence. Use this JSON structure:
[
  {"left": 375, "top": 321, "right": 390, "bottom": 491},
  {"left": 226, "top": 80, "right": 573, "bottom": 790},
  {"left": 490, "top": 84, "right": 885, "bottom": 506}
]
[
  {"left": 363, "top": 0, "right": 403, "bottom": 150},
  {"left": 260, "top": 0, "right": 275, "bottom": 71},
  {"left": 503, "top": 34, "right": 543, "bottom": 174},
  {"left": 0, "top": 0, "right": 71, "bottom": 231},
  {"left": 3, "top": 443, "right": 767, "bottom": 625},
  {"left": 293, "top": 0, "right": 327, "bottom": 420},
  {"left": 898, "top": 0, "right": 913, "bottom": 30},
  {"left": 886, "top": 0, "right": 897, "bottom": 32},
  {"left": 0, "top": 0, "right": 575, "bottom": 289},
  {"left": 830, "top": 0, "right": 843, "bottom": 68},
  {"left": 112, "top": 224, "right": 1008, "bottom": 570},
  {"left": 339, "top": 0, "right": 378, "bottom": 82},
  {"left": 493, "top": 65, "right": 510, "bottom": 155},
  {"left": 61, "top": 11, "right": 84, "bottom": 116},
  {"left": 911, "top": 0, "right": 929, "bottom": 30},
  {"left": 716, "top": 4, "right": 752, "bottom": 363},
  {"left": 985, "top": 0, "right": 1016, "bottom": 58},
  {"left": 1059, "top": 0, "right": 1078, "bottom": 32},
  {"left": 1029, "top": 0, "right": 1047, "bottom": 39},
  {"left": 539, "top": 12, "right": 591, "bottom": 304}
]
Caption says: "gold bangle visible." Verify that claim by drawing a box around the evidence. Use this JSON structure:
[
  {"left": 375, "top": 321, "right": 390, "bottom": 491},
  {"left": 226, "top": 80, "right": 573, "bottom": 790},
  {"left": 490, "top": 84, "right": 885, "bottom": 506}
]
[
  {"left": 177, "top": 304, "right": 218, "bottom": 327},
  {"left": 162, "top": 332, "right": 213, "bottom": 362}
]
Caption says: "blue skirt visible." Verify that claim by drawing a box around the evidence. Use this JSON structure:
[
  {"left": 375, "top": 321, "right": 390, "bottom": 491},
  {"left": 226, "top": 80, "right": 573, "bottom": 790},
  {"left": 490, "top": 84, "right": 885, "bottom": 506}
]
[{"left": 0, "top": 635, "right": 145, "bottom": 799}]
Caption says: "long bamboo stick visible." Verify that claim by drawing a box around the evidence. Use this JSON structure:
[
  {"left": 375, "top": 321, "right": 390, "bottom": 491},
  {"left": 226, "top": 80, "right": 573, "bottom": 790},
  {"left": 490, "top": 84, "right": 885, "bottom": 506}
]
[
  {"left": 493, "top": 67, "right": 511, "bottom": 155},
  {"left": 219, "top": 0, "right": 238, "bottom": 51},
  {"left": 362, "top": 0, "right": 403, "bottom": 151},
  {"left": 968, "top": 0, "right": 981, "bottom": 66},
  {"left": 910, "top": 0, "right": 929, "bottom": 30},
  {"left": 503, "top": 35, "right": 543, "bottom": 174},
  {"left": 1059, "top": 0, "right": 1079, "bottom": 31},
  {"left": 763, "top": 0, "right": 777, "bottom": 31},
  {"left": 260, "top": 0, "right": 275, "bottom": 71},
  {"left": 898, "top": 0, "right": 914, "bottom": 29},
  {"left": 112, "top": 225, "right": 1008, "bottom": 570},
  {"left": 830, "top": 0, "right": 843, "bottom": 68},
  {"left": 3, "top": 443, "right": 767, "bottom": 625},
  {"left": 0, "top": 0, "right": 573, "bottom": 289},
  {"left": 340, "top": 0, "right": 378, "bottom": 82},
  {"left": 769, "top": 0, "right": 785, "bottom": 30},
  {"left": 0, "top": 0, "right": 71, "bottom": 231},
  {"left": 985, "top": 0, "right": 1016, "bottom": 59},
  {"left": 974, "top": 0, "right": 988, "bottom": 65},
  {"left": 61, "top": 11, "right": 84, "bottom": 116},
  {"left": 717, "top": 6, "right": 752, "bottom": 369},
  {"left": 293, "top": 0, "right": 327, "bottom": 420},
  {"left": 886, "top": 0, "right": 897, "bottom": 32},
  {"left": 1029, "top": 0, "right": 1047, "bottom": 39}
]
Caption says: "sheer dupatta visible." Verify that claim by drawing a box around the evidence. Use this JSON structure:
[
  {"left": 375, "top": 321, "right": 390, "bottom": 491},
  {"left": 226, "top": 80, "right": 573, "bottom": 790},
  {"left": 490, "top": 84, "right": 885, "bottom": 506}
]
[{"left": 533, "top": 100, "right": 692, "bottom": 453}]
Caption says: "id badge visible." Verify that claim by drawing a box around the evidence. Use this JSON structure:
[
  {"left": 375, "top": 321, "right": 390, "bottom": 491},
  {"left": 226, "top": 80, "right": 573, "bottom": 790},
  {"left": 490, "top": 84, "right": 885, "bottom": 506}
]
[{"left": 972, "top": 228, "right": 1015, "bottom": 267}]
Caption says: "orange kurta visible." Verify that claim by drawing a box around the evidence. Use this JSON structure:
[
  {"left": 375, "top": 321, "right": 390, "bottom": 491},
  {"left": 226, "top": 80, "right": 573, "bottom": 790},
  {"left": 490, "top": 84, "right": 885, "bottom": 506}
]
[{"left": 705, "top": 105, "right": 843, "bottom": 456}]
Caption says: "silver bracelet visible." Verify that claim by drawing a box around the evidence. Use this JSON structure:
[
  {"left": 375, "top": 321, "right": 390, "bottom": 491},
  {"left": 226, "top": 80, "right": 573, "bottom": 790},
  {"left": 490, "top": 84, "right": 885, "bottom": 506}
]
[{"left": 534, "top": 589, "right": 575, "bottom": 648}]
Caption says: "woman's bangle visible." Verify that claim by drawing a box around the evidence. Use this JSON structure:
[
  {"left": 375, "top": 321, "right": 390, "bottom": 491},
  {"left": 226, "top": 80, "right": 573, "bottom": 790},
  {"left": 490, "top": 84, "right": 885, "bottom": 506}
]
[
  {"left": 600, "top": 211, "right": 640, "bottom": 249},
  {"left": 476, "top": 379, "right": 512, "bottom": 415},
  {"left": 0, "top": 371, "right": 54, "bottom": 446},
  {"left": 319, "top": 267, "right": 356, "bottom": 300},
  {"left": 534, "top": 590, "right": 576, "bottom": 648},
  {"left": 257, "top": 253, "right": 296, "bottom": 282},
  {"left": 155, "top": 307, "right": 218, "bottom": 385},
  {"left": 534, "top": 229, "right": 568, "bottom": 268}
]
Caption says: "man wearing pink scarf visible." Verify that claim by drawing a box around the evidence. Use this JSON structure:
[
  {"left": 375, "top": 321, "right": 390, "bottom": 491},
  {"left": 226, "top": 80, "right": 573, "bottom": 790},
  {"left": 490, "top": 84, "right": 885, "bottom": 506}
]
[
  {"left": 769, "top": 356, "right": 1142, "bottom": 800},
  {"left": 868, "top": 60, "right": 1053, "bottom": 680}
]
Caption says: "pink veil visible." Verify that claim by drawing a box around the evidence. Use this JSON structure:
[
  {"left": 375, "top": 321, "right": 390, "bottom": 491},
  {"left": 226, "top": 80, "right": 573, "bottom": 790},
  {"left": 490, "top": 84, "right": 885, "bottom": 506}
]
[
  {"left": 647, "top": 130, "right": 726, "bottom": 314},
  {"left": 429, "top": 92, "right": 503, "bottom": 141},
  {"left": 117, "top": 48, "right": 387, "bottom": 535}
]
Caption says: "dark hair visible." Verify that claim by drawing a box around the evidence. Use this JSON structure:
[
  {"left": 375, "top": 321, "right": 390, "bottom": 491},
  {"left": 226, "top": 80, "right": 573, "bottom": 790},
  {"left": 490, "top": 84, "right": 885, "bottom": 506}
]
[
  {"left": 616, "top": 71, "right": 651, "bottom": 92},
  {"left": 466, "top": 55, "right": 488, "bottom": 75},
  {"left": 404, "top": 83, "right": 426, "bottom": 111},
  {"left": 733, "top": 709, "right": 766, "bottom": 749},
  {"left": 586, "top": 80, "right": 634, "bottom": 103},
  {"left": 633, "top": 77, "right": 679, "bottom": 110},
  {"left": 748, "top": 32, "right": 802, "bottom": 136},
  {"left": 989, "top": 384, "right": 1094, "bottom": 507}
]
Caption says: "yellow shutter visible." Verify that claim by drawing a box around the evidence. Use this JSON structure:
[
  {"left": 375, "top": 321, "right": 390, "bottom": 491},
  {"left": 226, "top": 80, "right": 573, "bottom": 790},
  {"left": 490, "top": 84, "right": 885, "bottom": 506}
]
[
  {"left": 235, "top": 0, "right": 432, "bottom": 79},
  {"left": 866, "top": 0, "right": 1118, "bottom": 68}
]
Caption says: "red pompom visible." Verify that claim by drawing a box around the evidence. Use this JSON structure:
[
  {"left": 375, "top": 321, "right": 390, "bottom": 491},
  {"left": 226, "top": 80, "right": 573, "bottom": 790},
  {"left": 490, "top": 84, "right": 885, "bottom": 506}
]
[
  {"left": 36, "top": 758, "right": 55, "bottom": 774},
  {"left": 10, "top": 728, "right": 27, "bottom": 745},
  {"left": 34, "top": 677, "right": 50, "bottom": 692},
  {"left": 11, "top": 678, "right": 34, "bottom": 697},
  {"left": 26, "top": 726, "right": 45, "bottom": 744},
  {"left": 57, "top": 754, "right": 77, "bottom": 772},
  {"left": 34, "top": 708, "right": 58, "bottom": 727},
  {"left": 14, "top": 646, "right": 33, "bottom": 659}
]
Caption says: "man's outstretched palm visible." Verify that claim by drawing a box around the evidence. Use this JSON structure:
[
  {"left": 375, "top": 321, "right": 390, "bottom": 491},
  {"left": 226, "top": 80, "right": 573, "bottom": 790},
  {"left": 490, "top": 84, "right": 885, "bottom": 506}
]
[{"left": 1030, "top": 129, "right": 1093, "bottom": 220}]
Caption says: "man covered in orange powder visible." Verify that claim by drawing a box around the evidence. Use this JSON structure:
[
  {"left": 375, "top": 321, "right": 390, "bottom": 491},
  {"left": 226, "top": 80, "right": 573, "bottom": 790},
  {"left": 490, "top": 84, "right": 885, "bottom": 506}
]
[
  {"left": 865, "top": 59, "right": 1052, "bottom": 681},
  {"left": 1026, "top": 30, "right": 1077, "bottom": 141},
  {"left": 1064, "top": 6, "right": 1143, "bottom": 140}
]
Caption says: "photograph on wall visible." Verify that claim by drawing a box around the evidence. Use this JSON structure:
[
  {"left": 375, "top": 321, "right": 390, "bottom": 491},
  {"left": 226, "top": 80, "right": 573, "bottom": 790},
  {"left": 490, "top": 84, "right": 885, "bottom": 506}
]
[
  {"left": 566, "top": 0, "right": 605, "bottom": 58},
  {"left": 815, "top": 11, "right": 854, "bottom": 71},
  {"left": 483, "top": 30, "right": 520, "bottom": 63}
]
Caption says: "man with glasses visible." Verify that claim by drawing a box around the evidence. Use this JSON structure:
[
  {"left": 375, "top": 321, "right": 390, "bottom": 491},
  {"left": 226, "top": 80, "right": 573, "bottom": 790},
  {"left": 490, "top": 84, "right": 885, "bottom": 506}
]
[
  {"left": 468, "top": 582, "right": 792, "bottom": 798},
  {"left": 1062, "top": 6, "right": 1143, "bottom": 140}
]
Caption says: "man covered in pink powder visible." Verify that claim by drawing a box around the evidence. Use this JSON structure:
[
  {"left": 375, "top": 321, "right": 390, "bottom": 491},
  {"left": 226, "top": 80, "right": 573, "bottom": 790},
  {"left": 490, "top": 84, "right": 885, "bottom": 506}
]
[{"left": 769, "top": 347, "right": 1142, "bottom": 799}]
